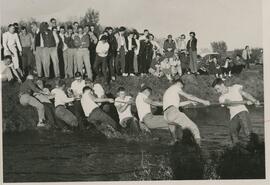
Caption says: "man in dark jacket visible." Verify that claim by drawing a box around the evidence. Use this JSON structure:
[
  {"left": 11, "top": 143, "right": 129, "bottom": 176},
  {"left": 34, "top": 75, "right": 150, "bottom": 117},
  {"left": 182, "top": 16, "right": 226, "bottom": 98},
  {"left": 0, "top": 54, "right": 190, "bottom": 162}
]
[
  {"left": 107, "top": 27, "right": 118, "bottom": 81},
  {"left": 41, "top": 22, "right": 60, "bottom": 78},
  {"left": 125, "top": 32, "right": 137, "bottom": 76},
  {"left": 186, "top": 32, "right": 198, "bottom": 74},
  {"left": 139, "top": 35, "right": 153, "bottom": 75}
]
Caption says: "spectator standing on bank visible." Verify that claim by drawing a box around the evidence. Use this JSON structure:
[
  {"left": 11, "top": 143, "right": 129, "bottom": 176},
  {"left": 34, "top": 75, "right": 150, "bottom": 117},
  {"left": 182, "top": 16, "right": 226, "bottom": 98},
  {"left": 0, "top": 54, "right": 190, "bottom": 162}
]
[
  {"left": 74, "top": 26, "right": 93, "bottom": 80},
  {"left": 242, "top": 45, "right": 252, "bottom": 69},
  {"left": 186, "top": 32, "right": 198, "bottom": 74},
  {"left": 2, "top": 24, "right": 23, "bottom": 76},
  {"left": 19, "top": 26, "right": 35, "bottom": 76}
]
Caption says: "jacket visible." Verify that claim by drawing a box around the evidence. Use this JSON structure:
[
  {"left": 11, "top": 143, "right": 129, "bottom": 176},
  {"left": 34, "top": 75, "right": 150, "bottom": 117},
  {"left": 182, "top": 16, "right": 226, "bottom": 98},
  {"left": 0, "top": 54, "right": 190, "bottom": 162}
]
[{"left": 186, "top": 38, "right": 197, "bottom": 51}]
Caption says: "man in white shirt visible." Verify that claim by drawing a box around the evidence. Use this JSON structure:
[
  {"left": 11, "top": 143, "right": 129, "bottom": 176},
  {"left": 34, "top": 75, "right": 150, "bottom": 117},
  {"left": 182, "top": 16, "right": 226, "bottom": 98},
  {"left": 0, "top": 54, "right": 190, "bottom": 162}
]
[
  {"left": 163, "top": 77, "right": 210, "bottom": 145},
  {"left": 81, "top": 86, "right": 121, "bottom": 137},
  {"left": 51, "top": 79, "right": 78, "bottom": 127},
  {"left": 135, "top": 85, "right": 167, "bottom": 133},
  {"left": 2, "top": 24, "right": 23, "bottom": 74},
  {"left": 242, "top": 45, "right": 252, "bottom": 69},
  {"left": 94, "top": 35, "right": 110, "bottom": 82},
  {"left": 212, "top": 78, "right": 260, "bottom": 145},
  {"left": 115, "top": 87, "right": 140, "bottom": 134}
]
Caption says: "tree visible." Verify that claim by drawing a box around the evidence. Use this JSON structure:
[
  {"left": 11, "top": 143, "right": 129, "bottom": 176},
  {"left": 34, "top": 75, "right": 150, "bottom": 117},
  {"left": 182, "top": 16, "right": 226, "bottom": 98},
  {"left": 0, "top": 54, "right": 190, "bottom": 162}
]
[
  {"left": 211, "top": 41, "right": 228, "bottom": 56},
  {"left": 80, "top": 8, "right": 100, "bottom": 27}
]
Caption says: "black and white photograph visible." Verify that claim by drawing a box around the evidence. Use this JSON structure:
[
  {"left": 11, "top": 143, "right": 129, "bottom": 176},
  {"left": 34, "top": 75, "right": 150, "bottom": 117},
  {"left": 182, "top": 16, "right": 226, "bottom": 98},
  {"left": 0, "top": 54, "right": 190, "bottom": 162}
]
[{"left": 0, "top": 0, "right": 269, "bottom": 183}]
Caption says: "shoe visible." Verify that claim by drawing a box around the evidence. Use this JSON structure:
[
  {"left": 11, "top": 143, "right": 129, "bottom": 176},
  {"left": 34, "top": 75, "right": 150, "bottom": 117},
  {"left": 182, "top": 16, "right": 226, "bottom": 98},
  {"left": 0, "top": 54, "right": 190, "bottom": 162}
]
[
  {"left": 130, "top": 73, "right": 135, "bottom": 76},
  {"left": 123, "top": 73, "right": 128, "bottom": 77},
  {"left": 112, "top": 76, "right": 116, "bottom": 81},
  {"left": 37, "top": 121, "right": 46, "bottom": 127}
]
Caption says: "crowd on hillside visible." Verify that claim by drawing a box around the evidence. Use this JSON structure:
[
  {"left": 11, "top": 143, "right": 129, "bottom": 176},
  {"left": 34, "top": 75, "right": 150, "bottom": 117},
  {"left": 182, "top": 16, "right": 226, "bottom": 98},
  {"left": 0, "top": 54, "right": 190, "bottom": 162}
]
[
  {"left": 1, "top": 18, "right": 254, "bottom": 83},
  {"left": 1, "top": 18, "right": 261, "bottom": 146}
]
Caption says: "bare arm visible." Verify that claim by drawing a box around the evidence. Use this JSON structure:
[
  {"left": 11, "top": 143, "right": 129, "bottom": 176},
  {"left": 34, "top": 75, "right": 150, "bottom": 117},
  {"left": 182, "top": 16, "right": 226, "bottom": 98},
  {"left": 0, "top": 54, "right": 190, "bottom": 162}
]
[
  {"left": 178, "top": 90, "right": 210, "bottom": 105},
  {"left": 240, "top": 90, "right": 259, "bottom": 104},
  {"left": 144, "top": 97, "right": 163, "bottom": 107}
]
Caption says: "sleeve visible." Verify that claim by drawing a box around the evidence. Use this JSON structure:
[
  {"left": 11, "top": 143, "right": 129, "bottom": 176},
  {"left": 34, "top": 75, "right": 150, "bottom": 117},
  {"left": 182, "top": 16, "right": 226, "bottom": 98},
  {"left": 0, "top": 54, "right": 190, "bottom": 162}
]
[
  {"left": 219, "top": 95, "right": 225, "bottom": 103},
  {"left": 114, "top": 98, "right": 120, "bottom": 107}
]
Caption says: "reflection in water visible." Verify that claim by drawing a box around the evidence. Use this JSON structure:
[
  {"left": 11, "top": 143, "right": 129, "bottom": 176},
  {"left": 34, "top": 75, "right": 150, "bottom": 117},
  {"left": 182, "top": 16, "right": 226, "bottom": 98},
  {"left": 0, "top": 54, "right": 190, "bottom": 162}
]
[{"left": 3, "top": 107, "right": 265, "bottom": 182}]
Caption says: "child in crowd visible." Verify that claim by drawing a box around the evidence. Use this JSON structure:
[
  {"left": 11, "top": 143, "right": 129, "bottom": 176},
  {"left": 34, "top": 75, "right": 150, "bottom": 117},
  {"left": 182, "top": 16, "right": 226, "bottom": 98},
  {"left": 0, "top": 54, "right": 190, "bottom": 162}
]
[
  {"left": 221, "top": 57, "right": 233, "bottom": 78},
  {"left": 169, "top": 54, "right": 182, "bottom": 77}
]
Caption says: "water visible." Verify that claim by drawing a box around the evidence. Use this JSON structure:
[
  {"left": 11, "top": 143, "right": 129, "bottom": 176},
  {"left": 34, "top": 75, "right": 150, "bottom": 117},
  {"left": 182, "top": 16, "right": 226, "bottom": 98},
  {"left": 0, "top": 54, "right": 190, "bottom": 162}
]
[{"left": 3, "top": 106, "right": 264, "bottom": 182}]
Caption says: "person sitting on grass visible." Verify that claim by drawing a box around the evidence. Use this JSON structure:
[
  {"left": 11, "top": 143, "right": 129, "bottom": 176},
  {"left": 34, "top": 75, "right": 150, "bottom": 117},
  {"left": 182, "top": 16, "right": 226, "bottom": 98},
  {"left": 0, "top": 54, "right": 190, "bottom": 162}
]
[
  {"left": 232, "top": 54, "right": 245, "bottom": 75},
  {"left": 160, "top": 58, "right": 173, "bottom": 82},
  {"left": 114, "top": 87, "right": 140, "bottom": 135},
  {"left": 51, "top": 79, "right": 78, "bottom": 130},
  {"left": 0, "top": 55, "right": 22, "bottom": 83},
  {"left": 148, "top": 53, "right": 163, "bottom": 77},
  {"left": 212, "top": 78, "right": 260, "bottom": 145},
  {"left": 169, "top": 53, "right": 182, "bottom": 77},
  {"left": 19, "top": 74, "right": 47, "bottom": 127},
  {"left": 80, "top": 86, "right": 121, "bottom": 137},
  {"left": 221, "top": 57, "right": 233, "bottom": 78}
]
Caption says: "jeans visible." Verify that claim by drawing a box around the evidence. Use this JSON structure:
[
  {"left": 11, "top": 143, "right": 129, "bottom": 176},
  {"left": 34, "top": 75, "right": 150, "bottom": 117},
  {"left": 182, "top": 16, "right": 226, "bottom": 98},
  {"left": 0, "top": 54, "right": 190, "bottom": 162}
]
[
  {"left": 76, "top": 48, "right": 93, "bottom": 80},
  {"left": 19, "top": 94, "right": 45, "bottom": 121},
  {"left": 55, "top": 105, "right": 78, "bottom": 127},
  {"left": 133, "top": 54, "right": 139, "bottom": 73},
  {"left": 107, "top": 54, "right": 116, "bottom": 78},
  {"left": 164, "top": 106, "right": 200, "bottom": 139},
  {"left": 21, "top": 47, "right": 34, "bottom": 75},
  {"left": 229, "top": 111, "right": 252, "bottom": 144},
  {"left": 43, "top": 103, "right": 57, "bottom": 126},
  {"left": 43, "top": 47, "right": 60, "bottom": 77}
]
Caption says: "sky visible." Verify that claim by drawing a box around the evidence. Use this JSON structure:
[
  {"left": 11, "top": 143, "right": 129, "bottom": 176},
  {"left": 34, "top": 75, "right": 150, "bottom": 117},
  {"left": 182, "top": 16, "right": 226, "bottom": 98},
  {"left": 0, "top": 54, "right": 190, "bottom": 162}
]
[{"left": 0, "top": 0, "right": 263, "bottom": 51}]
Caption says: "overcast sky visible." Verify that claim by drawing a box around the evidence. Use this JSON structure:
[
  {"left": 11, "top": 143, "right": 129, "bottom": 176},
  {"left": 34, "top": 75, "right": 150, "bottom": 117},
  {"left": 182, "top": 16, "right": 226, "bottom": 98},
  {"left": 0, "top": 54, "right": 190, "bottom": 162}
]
[{"left": 1, "top": 0, "right": 262, "bottom": 51}]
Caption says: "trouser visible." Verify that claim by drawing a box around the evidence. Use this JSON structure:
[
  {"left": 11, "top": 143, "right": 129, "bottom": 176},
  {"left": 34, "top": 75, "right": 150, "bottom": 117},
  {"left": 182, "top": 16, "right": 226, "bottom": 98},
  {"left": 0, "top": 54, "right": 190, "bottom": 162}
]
[
  {"left": 57, "top": 48, "right": 66, "bottom": 78},
  {"left": 142, "top": 113, "right": 169, "bottom": 129},
  {"left": 133, "top": 54, "right": 139, "bottom": 73},
  {"left": 21, "top": 47, "right": 33, "bottom": 75},
  {"left": 61, "top": 49, "right": 68, "bottom": 78},
  {"left": 4, "top": 47, "right": 20, "bottom": 69},
  {"left": 68, "top": 100, "right": 86, "bottom": 130},
  {"left": 43, "top": 47, "right": 60, "bottom": 78},
  {"left": 89, "top": 46, "right": 96, "bottom": 67},
  {"left": 125, "top": 50, "right": 134, "bottom": 74},
  {"left": 139, "top": 54, "right": 150, "bottom": 73},
  {"left": 179, "top": 51, "right": 189, "bottom": 73},
  {"left": 244, "top": 59, "right": 250, "bottom": 69},
  {"left": 87, "top": 107, "right": 118, "bottom": 130},
  {"left": 94, "top": 55, "right": 107, "bottom": 80},
  {"left": 231, "top": 65, "right": 244, "bottom": 74},
  {"left": 107, "top": 54, "right": 116, "bottom": 78},
  {"left": 55, "top": 105, "right": 78, "bottom": 127},
  {"left": 19, "top": 94, "right": 45, "bottom": 122},
  {"left": 120, "top": 117, "right": 140, "bottom": 135},
  {"left": 164, "top": 106, "right": 200, "bottom": 140},
  {"left": 34, "top": 47, "right": 45, "bottom": 77},
  {"left": 76, "top": 48, "right": 93, "bottom": 80},
  {"left": 67, "top": 48, "right": 77, "bottom": 77},
  {"left": 116, "top": 46, "right": 126, "bottom": 74},
  {"left": 229, "top": 111, "right": 252, "bottom": 144},
  {"left": 189, "top": 50, "right": 198, "bottom": 73},
  {"left": 43, "top": 102, "right": 57, "bottom": 126}
]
